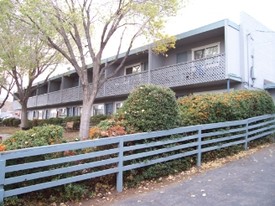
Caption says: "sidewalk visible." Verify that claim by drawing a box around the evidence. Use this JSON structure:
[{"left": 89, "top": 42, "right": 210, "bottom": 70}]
[{"left": 109, "top": 144, "right": 275, "bottom": 206}]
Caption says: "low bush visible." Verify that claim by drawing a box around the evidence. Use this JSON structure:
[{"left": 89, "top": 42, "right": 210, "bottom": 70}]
[
  {"left": 26, "top": 115, "right": 108, "bottom": 130},
  {"left": 178, "top": 90, "right": 275, "bottom": 126},
  {"left": 118, "top": 84, "right": 180, "bottom": 132},
  {"left": 90, "top": 114, "right": 109, "bottom": 126},
  {"left": 2, "top": 124, "right": 65, "bottom": 150},
  {"left": 2, "top": 118, "right": 21, "bottom": 127}
]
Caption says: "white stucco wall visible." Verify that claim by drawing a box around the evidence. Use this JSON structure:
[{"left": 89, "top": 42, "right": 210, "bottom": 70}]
[
  {"left": 225, "top": 22, "right": 241, "bottom": 78},
  {"left": 240, "top": 12, "right": 275, "bottom": 89}
]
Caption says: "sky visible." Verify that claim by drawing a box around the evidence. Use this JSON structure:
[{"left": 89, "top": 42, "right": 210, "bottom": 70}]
[
  {"left": 165, "top": 0, "right": 275, "bottom": 35},
  {"left": 1, "top": 0, "right": 275, "bottom": 103}
]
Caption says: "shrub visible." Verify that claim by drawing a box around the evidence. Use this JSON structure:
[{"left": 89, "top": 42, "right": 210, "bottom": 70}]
[
  {"left": 178, "top": 90, "right": 275, "bottom": 126},
  {"left": 90, "top": 114, "right": 109, "bottom": 126},
  {"left": 44, "top": 117, "right": 64, "bottom": 125},
  {"left": 118, "top": 84, "right": 180, "bottom": 132},
  {"left": 63, "top": 116, "right": 80, "bottom": 130},
  {"left": 3, "top": 125, "right": 65, "bottom": 150},
  {"left": 89, "top": 118, "right": 128, "bottom": 139},
  {"left": 1, "top": 118, "right": 21, "bottom": 127},
  {"left": 12, "top": 118, "right": 20, "bottom": 127}
]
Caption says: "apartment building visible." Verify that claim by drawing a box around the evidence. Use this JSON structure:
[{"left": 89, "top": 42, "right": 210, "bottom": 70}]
[{"left": 13, "top": 13, "right": 275, "bottom": 120}]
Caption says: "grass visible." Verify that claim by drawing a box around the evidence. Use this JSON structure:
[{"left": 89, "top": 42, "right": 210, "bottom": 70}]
[{"left": 0, "top": 126, "right": 80, "bottom": 141}]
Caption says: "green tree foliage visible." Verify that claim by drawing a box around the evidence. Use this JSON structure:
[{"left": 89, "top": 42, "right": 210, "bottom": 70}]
[
  {"left": 0, "top": 0, "right": 60, "bottom": 128},
  {"left": 118, "top": 84, "right": 180, "bottom": 132},
  {"left": 10, "top": 0, "right": 182, "bottom": 139},
  {"left": 178, "top": 90, "right": 275, "bottom": 126}
]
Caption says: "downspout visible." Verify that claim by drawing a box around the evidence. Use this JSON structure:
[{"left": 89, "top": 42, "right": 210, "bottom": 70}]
[
  {"left": 224, "top": 20, "right": 230, "bottom": 93},
  {"left": 224, "top": 20, "right": 229, "bottom": 81},
  {"left": 246, "top": 33, "right": 254, "bottom": 88},
  {"left": 227, "top": 79, "right": 230, "bottom": 92}
]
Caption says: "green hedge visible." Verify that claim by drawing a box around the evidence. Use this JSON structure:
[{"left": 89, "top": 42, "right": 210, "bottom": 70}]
[
  {"left": 178, "top": 90, "right": 275, "bottom": 126},
  {"left": 3, "top": 125, "right": 65, "bottom": 150},
  {"left": 2, "top": 118, "right": 21, "bottom": 127},
  {"left": 26, "top": 115, "right": 109, "bottom": 130},
  {"left": 118, "top": 84, "right": 180, "bottom": 132}
]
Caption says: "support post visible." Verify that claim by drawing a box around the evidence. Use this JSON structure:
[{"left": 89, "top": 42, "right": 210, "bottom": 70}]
[
  {"left": 227, "top": 79, "right": 230, "bottom": 93},
  {"left": 0, "top": 159, "right": 6, "bottom": 204},
  {"left": 116, "top": 139, "right": 124, "bottom": 192},
  {"left": 244, "top": 120, "right": 249, "bottom": 150},
  {"left": 197, "top": 127, "right": 202, "bottom": 167}
]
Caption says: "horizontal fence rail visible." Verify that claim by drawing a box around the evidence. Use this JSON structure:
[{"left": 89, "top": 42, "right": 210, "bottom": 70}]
[{"left": 0, "top": 114, "right": 275, "bottom": 203}]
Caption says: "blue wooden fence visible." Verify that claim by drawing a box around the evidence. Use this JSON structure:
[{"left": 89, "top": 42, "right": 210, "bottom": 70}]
[{"left": 0, "top": 114, "right": 275, "bottom": 203}]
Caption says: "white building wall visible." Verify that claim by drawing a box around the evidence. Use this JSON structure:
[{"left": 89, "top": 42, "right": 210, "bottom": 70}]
[
  {"left": 225, "top": 22, "right": 241, "bottom": 78},
  {"left": 240, "top": 12, "right": 275, "bottom": 89}
]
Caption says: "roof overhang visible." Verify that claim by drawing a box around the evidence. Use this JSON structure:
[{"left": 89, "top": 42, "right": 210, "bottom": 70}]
[{"left": 264, "top": 83, "right": 275, "bottom": 90}]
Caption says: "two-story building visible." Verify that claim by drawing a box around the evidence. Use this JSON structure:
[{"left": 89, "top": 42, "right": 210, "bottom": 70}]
[{"left": 13, "top": 13, "right": 275, "bottom": 120}]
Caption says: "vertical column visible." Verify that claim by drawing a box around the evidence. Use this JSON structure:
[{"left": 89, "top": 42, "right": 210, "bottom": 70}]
[
  {"left": 227, "top": 79, "right": 230, "bottom": 93},
  {"left": 148, "top": 48, "right": 152, "bottom": 84},
  {"left": 0, "top": 159, "right": 6, "bottom": 204},
  {"left": 116, "top": 138, "right": 124, "bottom": 192},
  {"left": 61, "top": 76, "right": 64, "bottom": 103},
  {"left": 47, "top": 81, "right": 51, "bottom": 105},
  {"left": 196, "top": 126, "right": 202, "bottom": 167},
  {"left": 244, "top": 120, "right": 249, "bottom": 150}
]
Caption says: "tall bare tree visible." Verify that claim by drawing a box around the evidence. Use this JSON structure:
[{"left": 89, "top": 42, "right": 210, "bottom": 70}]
[{"left": 12, "top": 0, "right": 181, "bottom": 138}]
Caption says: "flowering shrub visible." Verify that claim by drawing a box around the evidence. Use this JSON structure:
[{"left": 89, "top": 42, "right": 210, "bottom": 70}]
[
  {"left": 118, "top": 84, "right": 180, "bottom": 132},
  {"left": 0, "top": 143, "right": 6, "bottom": 152},
  {"left": 178, "top": 90, "right": 275, "bottom": 126},
  {"left": 89, "top": 126, "right": 101, "bottom": 139},
  {"left": 89, "top": 118, "right": 128, "bottom": 139}
]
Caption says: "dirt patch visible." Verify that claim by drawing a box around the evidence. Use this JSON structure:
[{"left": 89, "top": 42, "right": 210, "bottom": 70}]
[
  {"left": 63, "top": 130, "right": 80, "bottom": 141},
  {"left": 0, "top": 126, "right": 20, "bottom": 134}
]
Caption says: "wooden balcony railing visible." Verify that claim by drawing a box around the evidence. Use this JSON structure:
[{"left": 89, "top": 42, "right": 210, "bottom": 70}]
[{"left": 16, "top": 54, "right": 226, "bottom": 109}]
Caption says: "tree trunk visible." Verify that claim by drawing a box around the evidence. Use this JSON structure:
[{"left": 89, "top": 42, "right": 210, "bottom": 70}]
[
  {"left": 20, "top": 101, "right": 29, "bottom": 129},
  {"left": 79, "top": 86, "right": 94, "bottom": 139}
]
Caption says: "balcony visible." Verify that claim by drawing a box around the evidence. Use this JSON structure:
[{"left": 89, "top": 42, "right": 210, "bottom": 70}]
[{"left": 19, "top": 54, "right": 226, "bottom": 109}]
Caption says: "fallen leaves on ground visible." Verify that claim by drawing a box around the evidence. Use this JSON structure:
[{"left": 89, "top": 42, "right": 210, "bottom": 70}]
[{"left": 67, "top": 143, "right": 273, "bottom": 206}]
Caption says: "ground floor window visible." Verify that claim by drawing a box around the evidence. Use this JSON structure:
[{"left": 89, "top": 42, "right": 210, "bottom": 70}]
[
  {"left": 57, "top": 108, "right": 67, "bottom": 118},
  {"left": 92, "top": 104, "right": 104, "bottom": 116},
  {"left": 114, "top": 102, "right": 123, "bottom": 113}
]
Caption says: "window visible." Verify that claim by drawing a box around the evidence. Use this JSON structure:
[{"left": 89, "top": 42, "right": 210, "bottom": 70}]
[
  {"left": 115, "top": 102, "right": 123, "bottom": 112},
  {"left": 49, "top": 109, "right": 57, "bottom": 118},
  {"left": 192, "top": 43, "right": 220, "bottom": 60},
  {"left": 177, "top": 51, "right": 188, "bottom": 63},
  {"left": 105, "top": 103, "right": 114, "bottom": 115},
  {"left": 57, "top": 108, "right": 67, "bottom": 118},
  {"left": 92, "top": 104, "right": 104, "bottom": 116},
  {"left": 125, "top": 64, "right": 141, "bottom": 75}
]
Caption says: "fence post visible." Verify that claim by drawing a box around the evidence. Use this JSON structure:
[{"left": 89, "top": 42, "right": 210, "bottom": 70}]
[
  {"left": 0, "top": 159, "right": 6, "bottom": 204},
  {"left": 116, "top": 138, "right": 124, "bottom": 192},
  {"left": 244, "top": 120, "right": 249, "bottom": 150},
  {"left": 197, "top": 126, "right": 202, "bottom": 167}
]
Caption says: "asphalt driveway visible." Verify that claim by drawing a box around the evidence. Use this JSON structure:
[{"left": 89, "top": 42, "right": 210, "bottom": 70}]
[{"left": 110, "top": 144, "right": 275, "bottom": 206}]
